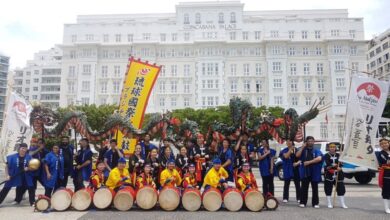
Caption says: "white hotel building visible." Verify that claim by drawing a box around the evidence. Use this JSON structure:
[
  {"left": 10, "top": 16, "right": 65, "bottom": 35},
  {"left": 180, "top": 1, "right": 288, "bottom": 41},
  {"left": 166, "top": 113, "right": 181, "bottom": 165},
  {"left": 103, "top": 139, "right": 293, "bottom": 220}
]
[{"left": 59, "top": 1, "right": 367, "bottom": 141}]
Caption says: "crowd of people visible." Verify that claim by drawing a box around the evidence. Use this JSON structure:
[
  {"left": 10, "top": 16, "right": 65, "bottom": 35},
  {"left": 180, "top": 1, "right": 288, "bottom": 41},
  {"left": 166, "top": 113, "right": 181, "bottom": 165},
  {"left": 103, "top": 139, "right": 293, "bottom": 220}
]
[{"left": 0, "top": 133, "right": 389, "bottom": 214}]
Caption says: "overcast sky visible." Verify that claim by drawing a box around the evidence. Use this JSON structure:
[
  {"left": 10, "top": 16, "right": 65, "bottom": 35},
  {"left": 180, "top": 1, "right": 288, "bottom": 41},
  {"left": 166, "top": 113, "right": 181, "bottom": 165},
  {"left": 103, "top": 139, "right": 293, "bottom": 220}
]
[{"left": 0, "top": 0, "right": 389, "bottom": 69}]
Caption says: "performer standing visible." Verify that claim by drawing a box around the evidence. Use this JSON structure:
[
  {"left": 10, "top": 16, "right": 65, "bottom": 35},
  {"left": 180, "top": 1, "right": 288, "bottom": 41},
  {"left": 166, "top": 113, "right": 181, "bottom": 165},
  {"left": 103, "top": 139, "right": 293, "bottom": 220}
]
[
  {"left": 219, "top": 139, "right": 234, "bottom": 182},
  {"left": 146, "top": 148, "right": 160, "bottom": 188},
  {"left": 106, "top": 158, "right": 132, "bottom": 190},
  {"left": 43, "top": 144, "right": 64, "bottom": 197},
  {"left": 193, "top": 134, "right": 210, "bottom": 186},
  {"left": 182, "top": 164, "right": 199, "bottom": 188},
  {"left": 136, "top": 163, "right": 156, "bottom": 189},
  {"left": 97, "top": 139, "right": 109, "bottom": 163},
  {"left": 234, "top": 133, "right": 255, "bottom": 158},
  {"left": 90, "top": 161, "right": 106, "bottom": 191},
  {"left": 160, "top": 146, "right": 175, "bottom": 170},
  {"left": 236, "top": 163, "right": 258, "bottom": 192},
  {"left": 324, "top": 143, "right": 347, "bottom": 209},
  {"left": 280, "top": 139, "right": 301, "bottom": 203},
  {"left": 296, "top": 136, "right": 323, "bottom": 208},
  {"left": 202, "top": 158, "right": 228, "bottom": 191},
  {"left": 28, "top": 138, "right": 48, "bottom": 189},
  {"left": 0, "top": 143, "right": 36, "bottom": 206},
  {"left": 378, "top": 138, "right": 390, "bottom": 214},
  {"left": 59, "top": 136, "right": 74, "bottom": 187},
  {"left": 160, "top": 159, "right": 182, "bottom": 188},
  {"left": 129, "top": 144, "right": 145, "bottom": 178},
  {"left": 234, "top": 144, "right": 252, "bottom": 182},
  {"left": 103, "top": 139, "right": 124, "bottom": 178},
  {"left": 139, "top": 134, "right": 157, "bottom": 160},
  {"left": 73, "top": 138, "right": 93, "bottom": 191},
  {"left": 257, "top": 139, "right": 276, "bottom": 196},
  {"left": 176, "top": 146, "right": 190, "bottom": 176}
]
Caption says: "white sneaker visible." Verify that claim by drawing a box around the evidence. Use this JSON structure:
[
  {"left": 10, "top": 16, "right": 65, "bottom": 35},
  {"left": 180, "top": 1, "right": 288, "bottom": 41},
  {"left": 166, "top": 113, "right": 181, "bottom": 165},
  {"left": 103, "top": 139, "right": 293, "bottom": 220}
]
[
  {"left": 327, "top": 196, "right": 333, "bottom": 209},
  {"left": 283, "top": 199, "right": 288, "bottom": 203},
  {"left": 299, "top": 204, "right": 305, "bottom": 208},
  {"left": 314, "top": 205, "right": 320, "bottom": 209},
  {"left": 386, "top": 209, "right": 390, "bottom": 214}
]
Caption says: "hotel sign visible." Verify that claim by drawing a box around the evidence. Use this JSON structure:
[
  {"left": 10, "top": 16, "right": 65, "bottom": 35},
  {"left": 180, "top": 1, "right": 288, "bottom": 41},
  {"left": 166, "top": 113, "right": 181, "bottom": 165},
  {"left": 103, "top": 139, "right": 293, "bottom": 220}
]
[{"left": 183, "top": 23, "right": 236, "bottom": 30}]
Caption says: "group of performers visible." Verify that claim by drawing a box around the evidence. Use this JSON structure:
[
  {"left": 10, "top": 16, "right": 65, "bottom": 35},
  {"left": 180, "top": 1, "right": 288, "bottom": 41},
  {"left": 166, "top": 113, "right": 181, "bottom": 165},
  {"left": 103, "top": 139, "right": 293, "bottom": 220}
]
[{"left": 0, "top": 133, "right": 389, "bottom": 214}]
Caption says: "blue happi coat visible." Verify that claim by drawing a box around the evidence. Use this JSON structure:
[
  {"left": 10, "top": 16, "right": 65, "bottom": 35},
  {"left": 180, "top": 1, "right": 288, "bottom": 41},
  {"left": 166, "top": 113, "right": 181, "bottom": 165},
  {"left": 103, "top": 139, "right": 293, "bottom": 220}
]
[
  {"left": 5, "top": 153, "right": 34, "bottom": 188},
  {"left": 298, "top": 147, "right": 323, "bottom": 182},
  {"left": 75, "top": 148, "right": 93, "bottom": 181},
  {"left": 43, "top": 152, "right": 64, "bottom": 188}
]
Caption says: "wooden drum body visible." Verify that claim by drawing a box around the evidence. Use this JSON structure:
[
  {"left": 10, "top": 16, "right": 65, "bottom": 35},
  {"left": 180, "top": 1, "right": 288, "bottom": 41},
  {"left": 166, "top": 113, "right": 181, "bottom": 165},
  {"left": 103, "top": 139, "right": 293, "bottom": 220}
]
[
  {"left": 136, "top": 186, "right": 158, "bottom": 210},
  {"left": 93, "top": 187, "right": 116, "bottom": 209},
  {"left": 72, "top": 187, "right": 94, "bottom": 211},
  {"left": 223, "top": 188, "right": 243, "bottom": 212},
  {"left": 113, "top": 186, "right": 136, "bottom": 211},
  {"left": 265, "top": 195, "right": 279, "bottom": 211},
  {"left": 158, "top": 186, "right": 180, "bottom": 211},
  {"left": 244, "top": 189, "right": 264, "bottom": 212},
  {"left": 51, "top": 188, "right": 74, "bottom": 211},
  {"left": 35, "top": 195, "right": 51, "bottom": 212},
  {"left": 182, "top": 188, "right": 201, "bottom": 211},
  {"left": 202, "top": 187, "right": 222, "bottom": 212}
]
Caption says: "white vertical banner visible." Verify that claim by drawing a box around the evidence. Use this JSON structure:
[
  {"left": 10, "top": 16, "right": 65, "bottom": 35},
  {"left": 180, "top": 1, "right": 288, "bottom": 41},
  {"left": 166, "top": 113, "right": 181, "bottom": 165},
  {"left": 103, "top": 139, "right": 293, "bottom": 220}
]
[
  {"left": 0, "top": 92, "right": 33, "bottom": 162},
  {"left": 340, "top": 75, "right": 390, "bottom": 169}
]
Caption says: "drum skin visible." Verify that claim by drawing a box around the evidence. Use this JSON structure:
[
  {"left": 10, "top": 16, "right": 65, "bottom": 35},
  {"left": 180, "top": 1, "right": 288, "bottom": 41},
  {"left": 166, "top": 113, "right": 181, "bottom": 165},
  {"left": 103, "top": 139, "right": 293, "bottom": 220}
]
[
  {"left": 244, "top": 189, "right": 264, "bottom": 212},
  {"left": 113, "top": 186, "right": 135, "bottom": 211},
  {"left": 158, "top": 186, "right": 180, "bottom": 211},
  {"left": 202, "top": 187, "right": 222, "bottom": 212},
  {"left": 265, "top": 196, "right": 279, "bottom": 210},
  {"left": 51, "top": 188, "right": 74, "bottom": 211},
  {"left": 35, "top": 195, "right": 51, "bottom": 212},
  {"left": 222, "top": 188, "right": 243, "bottom": 212},
  {"left": 136, "top": 186, "right": 158, "bottom": 210},
  {"left": 72, "top": 187, "right": 94, "bottom": 211},
  {"left": 182, "top": 188, "right": 201, "bottom": 211},
  {"left": 93, "top": 187, "right": 116, "bottom": 209}
]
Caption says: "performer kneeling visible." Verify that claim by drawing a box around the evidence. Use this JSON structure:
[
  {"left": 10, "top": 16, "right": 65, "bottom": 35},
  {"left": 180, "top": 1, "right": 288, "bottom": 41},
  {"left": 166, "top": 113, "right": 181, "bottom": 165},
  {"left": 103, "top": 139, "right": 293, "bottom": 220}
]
[
  {"left": 106, "top": 158, "right": 132, "bottom": 190},
  {"left": 160, "top": 159, "right": 182, "bottom": 188},
  {"left": 202, "top": 158, "right": 229, "bottom": 192},
  {"left": 324, "top": 143, "right": 347, "bottom": 209},
  {"left": 43, "top": 144, "right": 64, "bottom": 197},
  {"left": 0, "top": 143, "right": 36, "bottom": 206},
  {"left": 182, "top": 164, "right": 199, "bottom": 189},
  {"left": 236, "top": 163, "right": 258, "bottom": 192},
  {"left": 136, "top": 163, "right": 156, "bottom": 189},
  {"left": 90, "top": 161, "right": 106, "bottom": 191},
  {"left": 378, "top": 139, "right": 390, "bottom": 214}
]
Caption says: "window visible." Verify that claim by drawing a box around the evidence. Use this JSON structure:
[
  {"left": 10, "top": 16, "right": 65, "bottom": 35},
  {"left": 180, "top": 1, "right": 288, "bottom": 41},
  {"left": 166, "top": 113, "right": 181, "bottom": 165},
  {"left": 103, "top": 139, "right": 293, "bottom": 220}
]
[
  {"left": 100, "top": 82, "right": 107, "bottom": 94},
  {"left": 244, "top": 80, "right": 250, "bottom": 92},
  {"left": 335, "top": 61, "right": 344, "bottom": 71},
  {"left": 255, "top": 63, "right": 262, "bottom": 75},
  {"left": 25, "top": 88, "right": 30, "bottom": 92},
  {"left": 337, "top": 96, "right": 346, "bottom": 105},
  {"left": 32, "top": 95, "right": 37, "bottom": 99},
  {"left": 305, "top": 97, "right": 312, "bottom": 106},
  {"left": 290, "top": 63, "right": 297, "bottom": 75},
  {"left": 229, "top": 32, "right": 236, "bottom": 40},
  {"left": 81, "top": 81, "right": 90, "bottom": 92},
  {"left": 352, "top": 62, "right": 359, "bottom": 72},
  {"left": 255, "top": 80, "right": 262, "bottom": 92},
  {"left": 230, "top": 12, "right": 236, "bottom": 23},
  {"left": 315, "top": 30, "right": 321, "bottom": 39},
  {"left": 183, "top": 64, "right": 190, "bottom": 76},
  {"left": 159, "top": 98, "right": 165, "bottom": 107},
  {"left": 82, "top": 49, "right": 92, "bottom": 57},
  {"left": 273, "top": 79, "right": 282, "bottom": 88},
  {"left": 350, "top": 46, "right": 357, "bottom": 55},
  {"left": 271, "top": 31, "right": 279, "bottom": 38},
  {"left": 171, "top": 81, "right": 178, "bottom": 93},
  {"left": 26, "top": 80, "right": 30, "bottom": 84},
  {"left": 34, "top": 70, "right": 39, "bottom": 75},
  {"left": 81, "top": 98, "right": 89, "bottom": 105},
  {"left": 171, "top": 33, "right": 177, "bottom": 41},
  {"left": 288, "top": 31, "right": 295, "bottom": 39},
  {"left": 207, "top": 80, "right": 213, "bottom": 89},
  {"left": 317, "top": 63, "right": 324, "bottom": 75},
  {"left": 184, "top": 13, "right": 190, "bottom": 24},
  {"left": 101, "top": 66, "right": 108, "bottom": 78},
  {"left": 288, "top": 47, "right": 296, "bottom": 56},
  {"left": 331, "top": 29, "right": 340, "bottom": 37},
  {"left": 302, "top": 47, "right": 309, "bottom": 55},
  {"left": 67, "top": 82, "right": 75, "bottom": 93},
  {"left": 231, "top": 81, "right": 237, "bottom": 93},
  {"left": 256, "top": 97, "right": 263, "bottom": 106},
  {"left": 113, "top": 81, "right": 120, "bottom": 93},
  {"left": 242, "top": 32, "right": 248, "bottom": 40},
  {"left": 195, "top": 13, "right": 201, "bottom": 24},
  {"left": 71, "top": 35, "right": 77, "bottom": 42},
  {"left": 255, "top": 31, "right": 261, "bottom": 40},
  {"left": 68, "top": 66, "right": 76, "bottom": 77},
  {"left": 70, "top": 51, "right": 76, "bottom": 59},
  {"left": 184, "top": 80, "right": 190, "bottom": 93},
  {"left": 318, "top": 79, "right": 325, "bottom": 92},
  {"left": 349, "top": 30, "right": 356, "bottom": 38},
  {"left": 291, "top": 96, "right": 298, "bottom": 106},
  {"left": 272, "top": 62, "right": 281, "bottom": 72},
  {"left": 333, "top": 45, "right": 342, "bottom": 54},
  {"left": 184, "top": 33, "right": 190, "bottom": 41},
  {"left": 303, "top": 63, "right": 310, "bottom": 75},
  {"left": 274, "top": 96, "right": 283, "bottom": 105},
  {"left": 230, "top": 64, "right": 237, "bottom": 76},
  {"left": 336, "top": 78, "right": 345, "bottom": 88},
  {"left": 159, "top": 81, "right": 166, "bottom": 93},
  {"left": 83, "top": 64, "right": 91, "bottom": 74},
  {"left": 320, "top": 122, "right": 328, "bottom": 139},
  {"left": 115, "top": 34, "right": 121, "bottom": 42},
  {"left": 114, "top": 50, "right": 120, "bottom": 58},
  {"left": 315, "top": 47, "right": 322, "bottom": 55},
  {"left": 301, "top": 31, "right": 308, "bottom": 39},
  {"left": 290, "top": 79, "right": 298, "bottom": 92},
  {"left": 171, "top": 65, "right": 177, "bottom": 76},
  {"left": 171, "top": 97, "right": 177, "bottom": 107},
  {"left": 255, "top": 48, "right": 261, "bottom": 56},
  {"left": 184, "top": 97, "right": 190, "bottom": 107},
  {"left": 160, "top": 34, "right": 166, "bottom": 42},
  {"left": 102, "top": 50, "right": 108, "bottom": 58},
  {"left": 127, "top": 34, "right": 133, "bottom": 42},
  {"left": 243, "top": 64, "right": 250, "bottom": 76},
  {"left": 218, "top": 13, "right": 224, "bottom": 24},
  {"left": 304, "top": 79, "right": 311, "bottom": 91},
  {"left": 86, "top": 34, "right": 94, "bottom": 41},
  {"left": 337, "top": 122, "right": 345, "bottom": 139},
  {"left": 271, "top": 46, "right": 281, "bottom": 55},
  {"left": 142, "top": 33, "right": 151, "bottom": 40},
  {"left": 114, "top": 66, "right": 121, "bottom": 77}
]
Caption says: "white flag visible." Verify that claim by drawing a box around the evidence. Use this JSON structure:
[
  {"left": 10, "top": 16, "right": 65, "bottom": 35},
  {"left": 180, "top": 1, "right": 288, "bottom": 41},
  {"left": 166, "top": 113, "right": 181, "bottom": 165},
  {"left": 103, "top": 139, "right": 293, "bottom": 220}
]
[
  {"left": 340, "top": 75, "right": 390, "bottom": 169},
  {"left": 0, "top": 92, "right": 33, "bottom": 162}
]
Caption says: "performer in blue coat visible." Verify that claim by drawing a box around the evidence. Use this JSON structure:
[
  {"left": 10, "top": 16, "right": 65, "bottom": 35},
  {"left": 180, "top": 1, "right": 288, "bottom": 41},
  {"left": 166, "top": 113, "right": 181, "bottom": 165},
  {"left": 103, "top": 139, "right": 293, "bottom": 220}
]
[
  {"left": 73, "top": 138, "right": 93, "bottom": 191},
  {"left": 257, "top": 139, "right": 276, "bottom": 196},
  {"left": 218, "top": 139, "right": 234, "bottom": 182},
  {"left": 0, "top": 143, "right": 35, "bottom": 206},
  {"left": 58, "top": 136, "right": 74, "bottom": 187},
  {"left": 296, "top": 136, "right": 323, "bottom": 208},
  {"left": 279, "top": 139, "right": 301, "bottom": 203},
  {"left": 43, "top": 144, "right": 64, "bottom": 197},
  {"left": 104, "top": 139, "right": 124, "bottom": 178},
  {"left": 139, "top": 134, "right": 157, "bottom": 160},
  {"left": 28, "top": 138, "right": 49, "bottom": 189}
]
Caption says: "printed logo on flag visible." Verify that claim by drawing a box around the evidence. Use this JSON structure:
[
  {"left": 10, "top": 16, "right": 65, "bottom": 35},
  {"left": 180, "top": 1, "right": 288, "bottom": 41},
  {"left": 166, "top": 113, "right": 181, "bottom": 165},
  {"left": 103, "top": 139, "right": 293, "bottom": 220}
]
[{"left": 356, "top": 82, "right": 381, "bottom": 107}]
